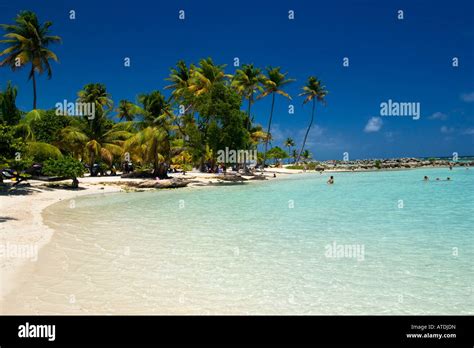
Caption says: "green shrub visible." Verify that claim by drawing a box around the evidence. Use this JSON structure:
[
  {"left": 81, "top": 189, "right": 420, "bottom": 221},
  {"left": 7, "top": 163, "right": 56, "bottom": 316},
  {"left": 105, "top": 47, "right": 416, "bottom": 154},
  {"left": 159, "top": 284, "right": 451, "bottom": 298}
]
[{"left": 43, "top": 157, "right": 85, "bottom": 188}]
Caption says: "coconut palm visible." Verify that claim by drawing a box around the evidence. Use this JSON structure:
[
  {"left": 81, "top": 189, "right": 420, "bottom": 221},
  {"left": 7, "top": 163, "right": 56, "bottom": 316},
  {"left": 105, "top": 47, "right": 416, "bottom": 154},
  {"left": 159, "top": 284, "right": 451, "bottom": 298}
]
[
  {"left": 59, "top": 121, "right": 133, "bottom": 174},
  {"left": 188, "top": 58, "right": 231, "bottom": 96},
  {"left": 75, "top": 83, "right": 115, "bottom": 172},
  {"left": 250, "top": 124, "right": 268, "bottom": 147},
  {"left": 0, "top": 11, "right": 61, "bottom": 109},
  {"left": 125, "top": 90, "right": 177, "bottom": 178},
  {"left": 12, "top": 110, "right": 63, "bottom": 161},
  {"left": 165, "top": 60, "right": 192, "bottom": 101},
  {"left": 124, "top": 126, "right": 169, "bottom": 178},
  {"left": 77, "top": 83, "right": 113, "bottom": 123},
  {"left": 296, "top": 77, "right": 327, "bottom": 163},
  {"left": 258, "top": 67, "right": 294, "bottom": 168},
  {"left": 291, "top": 149, "right": 298, "bottom": 164},
  {"left": 301, "top": 149, "right": 311, "bottom": 161},
  {"left": 231, "top": 64, "right": 265, "bottom": 124},
  {"left": 284, "top": 137, "right": 295, "bottom": 158},
  {"left": 116, "top": 100, "right": 139, "bottom": 122}
]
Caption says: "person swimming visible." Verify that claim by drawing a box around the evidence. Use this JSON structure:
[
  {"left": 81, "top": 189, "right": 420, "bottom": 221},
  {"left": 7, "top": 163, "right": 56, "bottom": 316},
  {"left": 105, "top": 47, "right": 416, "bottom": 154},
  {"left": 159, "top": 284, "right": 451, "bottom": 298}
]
[
  {"left": 327, "top": 175, "right": 334, "bottom": 184},
  {"left": 447, "top": 177, "right": 451, "bottom": 181},
  {"left": 423, "top": 176, "right": 429, "bottom": 181},
  {"left": 436, "top": 178, "right": 440, "bottom": 181}
]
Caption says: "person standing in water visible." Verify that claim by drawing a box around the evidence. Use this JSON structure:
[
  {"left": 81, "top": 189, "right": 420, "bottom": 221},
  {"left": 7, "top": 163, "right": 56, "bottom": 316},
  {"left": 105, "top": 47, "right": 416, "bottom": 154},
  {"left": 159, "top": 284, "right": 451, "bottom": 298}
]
[{"left": 327, "top": 176, "right": 334, "bottom": 184}]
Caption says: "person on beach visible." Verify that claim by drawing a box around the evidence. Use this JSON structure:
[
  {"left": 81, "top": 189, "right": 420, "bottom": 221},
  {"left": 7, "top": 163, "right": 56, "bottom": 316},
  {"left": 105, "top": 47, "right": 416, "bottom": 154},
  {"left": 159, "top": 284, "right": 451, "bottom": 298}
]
[
  {"left": 327, "top": 176, "right": 334, "bottom": 184},
  {"left": 273, "top": 173, "right": 276, "bottom": 178}
]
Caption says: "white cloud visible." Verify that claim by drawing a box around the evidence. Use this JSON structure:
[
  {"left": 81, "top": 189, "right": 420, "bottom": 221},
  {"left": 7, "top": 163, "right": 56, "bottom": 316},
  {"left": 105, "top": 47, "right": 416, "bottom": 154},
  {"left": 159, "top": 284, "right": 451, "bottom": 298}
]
[
  {"left": 460, "top": 92, "right": 474, "bottom": 103},
  {"left": 428, "top": 112, "right": 448, "bottom": 120},
  {"left": 364, "top": 117, "right": 383, "bottom": 133},
  {"left": 462, "top": 128, "right": 474, "bottom": 135},
  {"left": 440, "top": 126, "right": 455, "bottom": 134}
]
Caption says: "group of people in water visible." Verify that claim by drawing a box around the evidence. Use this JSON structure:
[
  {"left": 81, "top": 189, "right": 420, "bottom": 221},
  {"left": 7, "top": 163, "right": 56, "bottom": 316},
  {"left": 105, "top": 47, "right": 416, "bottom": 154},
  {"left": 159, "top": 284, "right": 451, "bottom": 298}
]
[
  {"left": 324, "top": 173, "right": 453, "bottom": 185},
  {"left": 423, "top": 176, "right": 451, "bottom": 181}
]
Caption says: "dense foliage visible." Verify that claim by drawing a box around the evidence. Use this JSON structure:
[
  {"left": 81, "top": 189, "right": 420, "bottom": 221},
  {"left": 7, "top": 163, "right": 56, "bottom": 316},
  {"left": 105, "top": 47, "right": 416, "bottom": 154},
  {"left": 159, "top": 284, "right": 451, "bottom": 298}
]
[
  {"left": 0, "top": 10, "right": 328, "bottom": 183},
  {"left": 43, "top": 156, "right": 86, "bottom": 188}
]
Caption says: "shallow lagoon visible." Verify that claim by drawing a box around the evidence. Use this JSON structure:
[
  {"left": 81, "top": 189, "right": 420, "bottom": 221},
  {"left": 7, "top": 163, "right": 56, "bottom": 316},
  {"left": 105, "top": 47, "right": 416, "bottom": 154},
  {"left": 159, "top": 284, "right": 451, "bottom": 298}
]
[{"left": 3, "top": 168, "right": 473, "bottom": 314}]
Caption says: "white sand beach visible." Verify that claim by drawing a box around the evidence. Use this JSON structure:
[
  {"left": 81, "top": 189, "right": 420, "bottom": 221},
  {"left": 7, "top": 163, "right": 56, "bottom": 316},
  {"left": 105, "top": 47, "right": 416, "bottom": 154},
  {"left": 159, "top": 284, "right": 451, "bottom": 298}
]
[{"left": 0, "top": 170, "right": 292, "bottom": 300}]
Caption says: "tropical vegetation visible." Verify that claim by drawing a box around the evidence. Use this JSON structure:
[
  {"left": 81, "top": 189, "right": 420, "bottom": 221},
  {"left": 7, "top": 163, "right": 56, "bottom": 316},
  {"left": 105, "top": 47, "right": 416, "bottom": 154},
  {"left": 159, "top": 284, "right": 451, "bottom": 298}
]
[{"left": 0, "top": 10, "right": 328, "bottom": 186}]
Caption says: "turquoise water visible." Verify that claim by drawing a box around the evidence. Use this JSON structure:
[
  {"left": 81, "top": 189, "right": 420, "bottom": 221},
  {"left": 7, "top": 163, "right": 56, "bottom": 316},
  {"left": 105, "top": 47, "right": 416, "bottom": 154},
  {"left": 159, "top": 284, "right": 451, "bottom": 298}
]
[{"left": 3, "top": 168, "right": 473, "bottom": 314}]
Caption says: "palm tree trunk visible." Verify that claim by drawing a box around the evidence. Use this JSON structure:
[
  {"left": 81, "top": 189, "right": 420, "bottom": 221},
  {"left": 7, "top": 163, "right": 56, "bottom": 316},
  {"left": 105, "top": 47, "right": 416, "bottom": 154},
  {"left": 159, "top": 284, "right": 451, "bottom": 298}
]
[
  {"left": 89, "top": 152, "right": 96, "bottom": 177},
  {"left": 242, "top": 98, "right": 253, "bottom": 173},
  {"left": 31, "top": 67, "right": 37, "bottom": 109},
  {"left": 297, "top": 100, "right": 316, "bottom": 163},
  {"left": 262, "top": 93, "right": 275, "bottom": 168},
  {"left": 247, "top": 98, "right": 251, "bottom": 122}
]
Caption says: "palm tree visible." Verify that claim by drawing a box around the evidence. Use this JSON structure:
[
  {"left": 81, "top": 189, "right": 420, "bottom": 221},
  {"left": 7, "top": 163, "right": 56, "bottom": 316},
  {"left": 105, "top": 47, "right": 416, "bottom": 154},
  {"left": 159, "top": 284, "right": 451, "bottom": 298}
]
[
  {"left": 124, "top": 126, "right": 169, "bottom": 178},
  {"left": 301, "top": 149, "right": 311, "bottom": 161},
  {"left": 187, "top": 58, "right": 232, "bottom": 172},
  {"left": 116, "top": 100, "right": 139, "bottom": 122},
  {"left": 59, "top": 121, "right": 133, "bottom": 173},
  {"left": 76, "top": 83, "right": 115, "bottom": 172},
  {"left": 231, "top": 64, "right": 265, "bottom": 124},
  {"left": 12, "top": 110, "right": 63, "bottom": 161},
  {"left": 296, "top": 77, "right": 327, "bottom": 163},
  {"left": 165, "top": 60, "right": 192, "bottom": 101},
  {"left": 284, "top": 137, "right": 295, "bottom": 157},
  {"left": 188, "top": 57, "right": 232, "bottom": 96},
  {"left": 0, "top": 11, "right": 61, "bottom": 109},
  {"left": 77, "top": 83, "right": 113, "bottom": 122},
  {"left": 127, "top": 90, "right": 177, "bottom": 178},
  {"left": 258, "top": 67, "right": 294, "bottom": 168},
  {"left": 291, "top": 149, "right": 298, "bottom": 164}
]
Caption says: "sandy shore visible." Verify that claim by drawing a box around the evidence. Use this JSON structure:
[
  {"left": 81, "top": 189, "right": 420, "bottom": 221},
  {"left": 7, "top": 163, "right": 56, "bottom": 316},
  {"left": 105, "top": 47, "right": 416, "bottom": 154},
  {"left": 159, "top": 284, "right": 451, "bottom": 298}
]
[{"left": 0, "top": 170, "right": 292, "bottom": 299}]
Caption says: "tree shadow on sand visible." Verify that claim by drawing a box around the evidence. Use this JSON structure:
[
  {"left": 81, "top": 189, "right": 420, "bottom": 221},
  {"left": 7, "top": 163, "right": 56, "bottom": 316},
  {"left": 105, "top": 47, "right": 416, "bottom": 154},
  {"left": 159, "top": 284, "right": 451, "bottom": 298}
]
[
  {"left": 0, "top": 184, "right": 38, "bottom": 196},
  {"left": 0, "top": 182, "right": 86, "bottom": 196},
  {"left": 37, "top": 183, "right": 86, "bottom": 191},
  {"left": 0, "top": 216, "right": 18, "bottom": 223}
]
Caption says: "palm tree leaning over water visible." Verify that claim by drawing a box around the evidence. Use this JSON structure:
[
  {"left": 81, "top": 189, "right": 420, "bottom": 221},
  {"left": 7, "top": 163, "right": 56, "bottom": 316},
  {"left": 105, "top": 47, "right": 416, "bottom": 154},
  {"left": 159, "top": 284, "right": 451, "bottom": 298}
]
[
  {"left": 297, "top": 76, "right": 327, "bottom": 164},
  {"left": 258, "top": 67, "right": 294, "bottom": 168},
  {"left": 0, "top": 11, "right": 61, "bottom": 109}
]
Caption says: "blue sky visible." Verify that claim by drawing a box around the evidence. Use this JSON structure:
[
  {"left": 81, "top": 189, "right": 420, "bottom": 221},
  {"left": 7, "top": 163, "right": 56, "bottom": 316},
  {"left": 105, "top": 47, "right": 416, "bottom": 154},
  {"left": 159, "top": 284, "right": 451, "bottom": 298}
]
[{"left": 1, "top": 0, "right": 473, "bottom": 160}]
